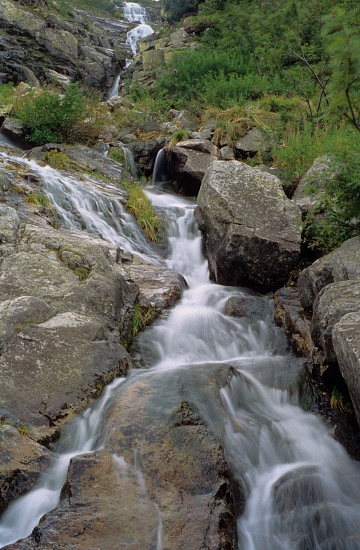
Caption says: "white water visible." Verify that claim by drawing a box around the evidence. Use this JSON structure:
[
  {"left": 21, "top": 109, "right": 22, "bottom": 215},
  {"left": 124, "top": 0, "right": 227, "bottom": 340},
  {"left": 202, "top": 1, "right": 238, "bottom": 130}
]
[
  {"left": 108, "top": 2, "right": 154, "bottom": 97},
  {"left": 0, "top": 156, "right": 359, "bottom": 548}
]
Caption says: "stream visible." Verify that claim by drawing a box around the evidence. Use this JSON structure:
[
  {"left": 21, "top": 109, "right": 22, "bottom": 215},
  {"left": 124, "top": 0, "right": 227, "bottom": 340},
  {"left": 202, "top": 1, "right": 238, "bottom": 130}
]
[{"left": 0, "top": 150, "right": 359, "bottom": 548}]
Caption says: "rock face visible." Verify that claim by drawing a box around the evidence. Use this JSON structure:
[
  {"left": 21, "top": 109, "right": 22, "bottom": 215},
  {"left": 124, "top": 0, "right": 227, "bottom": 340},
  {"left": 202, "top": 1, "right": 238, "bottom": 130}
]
[
  {"left": 333, "top": 312, "right": 360, "bottom": 427},
  {"left": 274, "top": 287, "right": 313, "bottom": 358},
  {"left": 167, "top": 138, "right": 218, "bottom": 195},
  {"left": 7, "top": 365, "right": 242, "bottom": 550},
  {"left": 311, "top": 281, "right": 360, "bottom": 363},
  {"left": 195, "top": 160, "right": 302, "bottom": 291},
  {"left": 0, "top": 0, "right": 129, "bottom": 91},
  {"left": 298, "top": 236, "right": 360, "bottom": 309}
]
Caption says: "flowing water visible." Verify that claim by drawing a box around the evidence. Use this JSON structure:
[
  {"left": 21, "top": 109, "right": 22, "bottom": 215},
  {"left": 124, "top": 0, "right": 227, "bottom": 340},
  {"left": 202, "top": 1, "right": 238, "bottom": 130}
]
[
  {"left": 0, "top": 155, "right": 359, "bottom": 549},
  {"left": 107, "top": 2, "right": 154, "bottom": 97}
]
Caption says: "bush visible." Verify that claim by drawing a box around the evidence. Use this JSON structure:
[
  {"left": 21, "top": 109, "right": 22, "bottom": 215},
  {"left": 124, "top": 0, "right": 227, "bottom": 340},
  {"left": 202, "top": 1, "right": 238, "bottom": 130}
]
[
  {"left": 306, "top": 130, "right": 360, "bottom": 251},
  {"left": 15, "top": 84, "right": 85, "bottom": 145},
  {"left": 15, "top": 84, "right": 110, "bottom": 146}
]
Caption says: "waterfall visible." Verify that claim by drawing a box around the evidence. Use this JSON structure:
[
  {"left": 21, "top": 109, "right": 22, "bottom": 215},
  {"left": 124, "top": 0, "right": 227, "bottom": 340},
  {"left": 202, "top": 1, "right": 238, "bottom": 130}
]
[
  {"left": 123, "top": 1, "right": 147, "bottom": 23},
  {"left": 107, "top": 71, "right": 121, "bottom": 99},
  {"left": 151, "top": 148, "right": 168, "bottom": 186},
  {"left": 0, "top": 154, "right": 359, "bottom": 548},
  {"left": 122, "top": 146, "right": 138, "bottom": 178},
  {"left": 107, "top": 2, "right": 154, "bottom": 98}
]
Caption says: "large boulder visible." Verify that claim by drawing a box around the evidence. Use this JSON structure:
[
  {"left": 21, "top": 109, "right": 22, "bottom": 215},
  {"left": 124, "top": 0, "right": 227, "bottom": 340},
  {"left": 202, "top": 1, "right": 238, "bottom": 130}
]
[
  {"left": 333, "top": 312, "right": 360, "bottom": 427},
  {"left": 168, "top": 139, "right": 218, "bottom": 195},
  {"left": 298, "top": 236, "right": 360, "bottom": 309},
  {"left": 195, "top": 160, "right": 302, "bottom": 291}
]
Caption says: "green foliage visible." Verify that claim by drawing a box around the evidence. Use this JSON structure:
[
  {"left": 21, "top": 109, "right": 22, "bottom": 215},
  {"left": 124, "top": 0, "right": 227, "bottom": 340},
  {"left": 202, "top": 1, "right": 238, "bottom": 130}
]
[
  {"left": 164, "top": 0, "right": 201, "bottom": 23},
  {"left": 108, "top": 147, "right": 125, "bottom": 164},
  {"left": 121, "top": 182, "right": 163, "bottom": 242},
  {"left": 169, "top": 129, "right": 189, "bottom": 147},
  {"left": 44, "top": 150, "right": 71, "bottom": 170},
  {"left": 305, "top": 128, "right": 360, "bottom": 251},
  {"left": 0, "top": 83, "right": 14, "bottom": 108},
  {"left": 130, "top": 302, "right": 156, "bottom": 337},
  {"left": 15, "top": 84, "right": 85, "bottom": 145},
  {"left": 322, "top": 6, "right": 360, "bottom": 130},
  {"left": 25, "top": 193, "right": 52, "bottom": 208},
  {"left": 18, "top": 423, "right": 30, "bottom": 436}
]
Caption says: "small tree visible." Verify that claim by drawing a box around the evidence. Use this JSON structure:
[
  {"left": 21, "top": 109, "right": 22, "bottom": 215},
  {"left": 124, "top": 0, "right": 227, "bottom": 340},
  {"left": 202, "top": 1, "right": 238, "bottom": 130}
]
[{"left": 322, "top": 6, "right": 360, "bottom": 131}]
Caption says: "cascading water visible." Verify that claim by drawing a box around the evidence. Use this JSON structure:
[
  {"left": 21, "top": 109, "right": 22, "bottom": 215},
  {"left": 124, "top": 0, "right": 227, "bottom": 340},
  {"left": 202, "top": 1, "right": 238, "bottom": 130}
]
[
  {"left": 0, "top": 155, "right": 359, "bottom": 548},
  {"left": 123, "top": 2, "right": 154, "bottom": 57},
  {"left": 107, "top": 2, "right": 154, "bottom": 97}
]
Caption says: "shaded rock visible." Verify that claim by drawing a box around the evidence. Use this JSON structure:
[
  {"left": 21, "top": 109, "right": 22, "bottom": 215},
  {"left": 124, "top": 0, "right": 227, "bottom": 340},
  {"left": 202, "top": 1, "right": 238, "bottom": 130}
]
[
  {"left": 195, "top": 160, "right": 302, "bottom": 291},
  {"left": 274, "top": 287, "right": 313, "bottom": 357},
  {"left": 225, "top": 295, "right": 270, "bottom": 321},
  {"left": 298, "top": 236, "right": 360, "bottom": 309},
  {"left": 219, "top": 145, "right": 235, "bottom": 160},
  {"left": 311, "top": 280, "right": 360, "bottom": 363},
  {"left": 0, "top": 425, "right": 53, "bottom": 514},
  {"left": 234, "top": 127, "right": 271, "bottom": 158},
  {"left": 168, "top": 139, "right": 218, "bottom": 195},
  {"left": 333, "top": 312, "right": 360, "bottom": 428},
  {"left": 129, "top": 137, "right": 166, "bottom": 176},
  {"left": 293, "top": 155, "right": 337, "bottom": 216}
]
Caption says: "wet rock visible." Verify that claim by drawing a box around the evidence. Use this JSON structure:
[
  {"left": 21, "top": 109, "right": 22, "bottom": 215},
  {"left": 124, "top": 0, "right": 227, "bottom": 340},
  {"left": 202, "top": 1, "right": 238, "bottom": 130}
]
[
  {"left": 10, "top": 365, "right": 242, "bottom": 549},
  {"left": 119, "top": 258, "right": 187, "bottom": 314},
  {"left": 28, "top": 144, "right": 123, "bottom": 181},
  {"left": 1, "top": 118, "right": 28, "bottom": 149},
  {"left": 0, "top": 425, "right": 53, "bottom": 514},
  {"left": 274, "top": 287, "right": 313, "bottom": 357},
  {"left": 311, "top": 280, "right": 360, "bottom": 363},
  {"left": 195, "top": 160, "right": 302, "bottom": 292},
  {"left": 168, "top": 139, "right": 218, "bottom": 195},
  {"left": 128, "top": 137, "right": 166, "bottom": 176},
  {"left": 225, "top": 295, "right": 270, "bottom": 321},
  {"left": 298, "top": 236, "right": 360, "bottom": 309},
  {"left": 333, "top": 312, "right": 360, "bottom": 428}
]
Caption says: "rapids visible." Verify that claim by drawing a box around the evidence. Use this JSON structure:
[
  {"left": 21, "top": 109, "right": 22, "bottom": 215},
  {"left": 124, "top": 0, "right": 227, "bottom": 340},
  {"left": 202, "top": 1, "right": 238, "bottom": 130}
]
[{"left": 0, "top": 154, "right": 359, "bottom": 549}]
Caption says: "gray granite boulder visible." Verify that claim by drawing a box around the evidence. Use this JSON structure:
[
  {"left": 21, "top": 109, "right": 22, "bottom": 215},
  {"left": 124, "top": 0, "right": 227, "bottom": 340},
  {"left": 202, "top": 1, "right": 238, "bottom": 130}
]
[
  {"left": 195, "top": 160, "right": 302, "bottom": 291},
  {"left": 298, "top": 236, "right": 360, "bottom": 309}
]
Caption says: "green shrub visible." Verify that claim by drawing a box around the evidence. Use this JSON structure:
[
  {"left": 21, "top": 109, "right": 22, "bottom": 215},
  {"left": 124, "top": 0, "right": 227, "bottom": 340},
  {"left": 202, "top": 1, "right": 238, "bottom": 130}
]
[
  {"left": 306, "top": 131, "right": 360, "bottom": 251},
  {"left": 15, "top": 84, "right": 85, "bottom": 145},
  {"left": 108, "top": 147, "right": 125, "bottom": 164}
]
